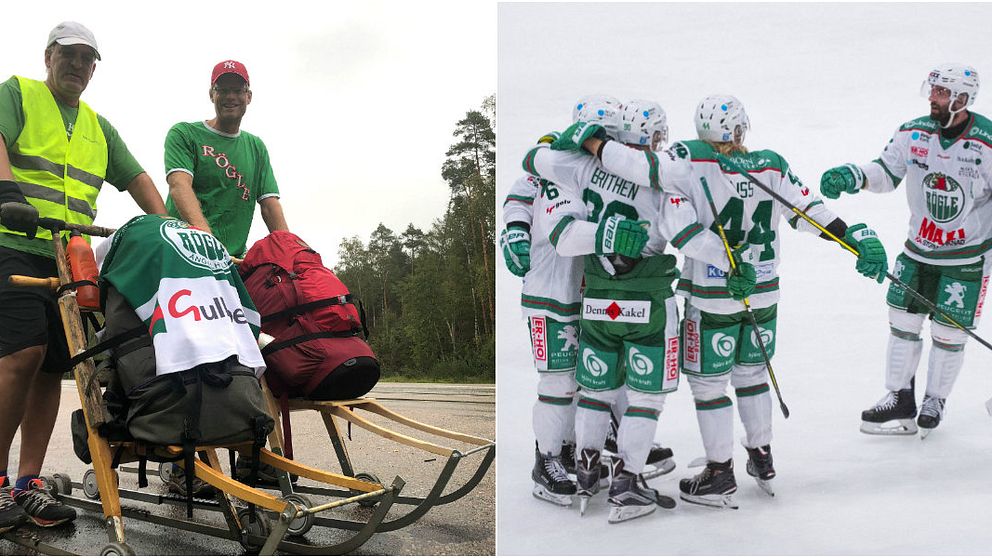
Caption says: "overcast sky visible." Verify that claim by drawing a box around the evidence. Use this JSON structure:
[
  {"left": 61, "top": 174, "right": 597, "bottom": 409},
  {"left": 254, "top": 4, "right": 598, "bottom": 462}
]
[{"left": 3, "top": 0, "right": 495, "bottom": 265}]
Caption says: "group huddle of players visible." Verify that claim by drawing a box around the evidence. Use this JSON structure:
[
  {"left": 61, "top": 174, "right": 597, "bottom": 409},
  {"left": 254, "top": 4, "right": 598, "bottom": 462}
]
[{"left": 501, "top": 63, "right": 992, "bottom": 524}]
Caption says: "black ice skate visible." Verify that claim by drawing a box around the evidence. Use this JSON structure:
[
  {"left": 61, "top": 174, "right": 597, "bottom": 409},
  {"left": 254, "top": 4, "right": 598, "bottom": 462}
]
[
  {"left": 561, "top": 442, "right": 609, "bottom": 486},
  {"left": 532, "top": 445, "right": 576, "bottom": 506},
  {"left": 860, "top": 385, "right": 918, "bottom": 435},
  {"left": 745, "top": 445, "right": 775, "bottom": 497},
  {"left": 679, "top": 459, "right": 738, "bottom": 509},
  {"left": 606, "top": 458, "right": 675, "bottom": 524},
  {"left": 605, "top": 413, "right": 676, "bottom": 479},
  {"left": 917, "top": 395, "right": 946, "bottom": 439},
  {"left": 576, "top": 448, "right": 602, "bottom": 516}
]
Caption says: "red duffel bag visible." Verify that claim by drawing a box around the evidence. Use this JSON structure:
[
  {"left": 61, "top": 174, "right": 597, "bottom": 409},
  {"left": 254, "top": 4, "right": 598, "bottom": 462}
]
[{"left": 240, "top": 231, "right": 380, "bottom": 401}]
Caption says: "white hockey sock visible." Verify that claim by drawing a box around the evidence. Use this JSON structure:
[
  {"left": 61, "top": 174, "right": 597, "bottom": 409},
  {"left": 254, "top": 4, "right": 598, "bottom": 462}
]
[
  {"left": 563, "top": 399, "right": 577, "bottom": 445},
  {"left": 688, "top": 375, "right": 733, "bottom": 463},
  {"left": 575, "top": 389, "right": 617, "bottom": 452},
  {"left": 616, "top": 390, "right": 665, "bottom": 474},
  {"left": 925, "top": 324, "right": 968, "bottom": 399},
  {"left": 885, "top": 310, "right": 924, "bottom": 391},
  {"left": 533, "top": 372, "right": 577, "bottom": 454},
  {"left": 732, "top": 364, "right": 772, "bottom": 449}
]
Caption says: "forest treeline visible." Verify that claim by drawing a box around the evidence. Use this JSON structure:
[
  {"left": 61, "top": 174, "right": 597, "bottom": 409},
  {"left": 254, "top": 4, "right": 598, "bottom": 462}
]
[{"left": 335, "top": 96, "right": 495, "bottom": 382}]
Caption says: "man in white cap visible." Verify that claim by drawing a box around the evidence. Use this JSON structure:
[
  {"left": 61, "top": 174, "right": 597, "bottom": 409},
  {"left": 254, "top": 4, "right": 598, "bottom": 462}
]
[
  {"left": 0, "top": 21, "right": 166, "bottom": 530},
  {"left": 164, "top": 59, "right": 289, "bottom": 259}
]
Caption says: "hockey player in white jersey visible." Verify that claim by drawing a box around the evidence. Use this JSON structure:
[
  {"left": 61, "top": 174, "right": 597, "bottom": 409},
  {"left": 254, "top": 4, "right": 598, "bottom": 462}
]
[
  {"left": 560, "top": 94, "right": 888, "bottom": 507},
  {"left": 821, "top": 63, "right": 992, "bottom": 438},
  {"left": 501, "top": 138, "right": 585, "bottom": 505},
  {"left": 522, "top": 97, "right": 684, "bottom": 523}
]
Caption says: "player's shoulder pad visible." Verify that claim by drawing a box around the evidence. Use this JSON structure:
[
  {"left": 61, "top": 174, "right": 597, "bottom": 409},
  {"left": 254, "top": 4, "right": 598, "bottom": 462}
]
[
  {"left": 898, "top": 116, "right": 938, "bottom": 134},
  {"left": 963, "top": 112, "right": 992, "bottom": 147}
]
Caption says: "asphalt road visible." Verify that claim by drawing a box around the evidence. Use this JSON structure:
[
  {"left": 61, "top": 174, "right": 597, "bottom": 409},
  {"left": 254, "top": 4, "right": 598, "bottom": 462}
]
[{"left": 0, "top": 382, "right": 495, "bottom": 556}]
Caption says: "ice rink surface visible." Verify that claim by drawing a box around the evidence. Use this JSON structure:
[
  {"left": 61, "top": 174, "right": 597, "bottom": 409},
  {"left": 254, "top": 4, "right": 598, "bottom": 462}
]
[{"left": 497, "top": 4, "right": 992, "bottom": 554}]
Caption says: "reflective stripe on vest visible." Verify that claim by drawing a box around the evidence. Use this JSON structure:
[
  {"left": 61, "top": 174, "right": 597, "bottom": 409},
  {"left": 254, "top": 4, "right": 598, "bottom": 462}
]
[{"left": 0, "top": 76, "right": 108, "bottom": 241}]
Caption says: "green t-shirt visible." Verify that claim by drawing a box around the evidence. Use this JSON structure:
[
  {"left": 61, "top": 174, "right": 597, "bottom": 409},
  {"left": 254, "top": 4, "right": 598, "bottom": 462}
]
[
  {"left": 0, "top": 76, "right": 146, "bottom": 258},
  {"left": 163, "top": 121, "right": 279, "bottom": 257}
]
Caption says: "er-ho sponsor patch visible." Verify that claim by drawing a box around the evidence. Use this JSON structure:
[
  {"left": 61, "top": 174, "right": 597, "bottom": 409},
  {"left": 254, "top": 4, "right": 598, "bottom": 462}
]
[{"left": 582, "top": 298, "right": 650, "bottom": 323}]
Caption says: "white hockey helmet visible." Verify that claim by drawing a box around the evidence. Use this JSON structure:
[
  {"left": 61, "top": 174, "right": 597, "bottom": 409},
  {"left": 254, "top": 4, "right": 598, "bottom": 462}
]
[
  {"left": 695, "top": 94, "right": 749, "bottom": 144},
  {"left": 572, "top": 94, "right": 620, "bottom": 123},
  {"left": 920, "top": 63, "right": 979, "bottom": 108},
  {"left": 617, "top": 100, "right": 669, "bottom": 150},
  {"left": 572, "top": 95, "right": 621, "bottom": 138}
]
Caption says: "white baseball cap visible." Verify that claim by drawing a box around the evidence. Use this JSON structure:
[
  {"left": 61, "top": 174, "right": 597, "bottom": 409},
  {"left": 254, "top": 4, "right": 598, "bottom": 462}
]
[{"left": 47, "top": 21, "right": 101, "bottom": 60}]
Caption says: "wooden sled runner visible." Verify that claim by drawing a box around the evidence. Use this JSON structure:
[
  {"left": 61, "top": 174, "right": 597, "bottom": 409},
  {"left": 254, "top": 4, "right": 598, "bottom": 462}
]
[
  {"left": 0, "top": 215, "right": 403, "bottom": 555},
  {"left": 258, "top": 384, "right": 496, "bottom": 533}
]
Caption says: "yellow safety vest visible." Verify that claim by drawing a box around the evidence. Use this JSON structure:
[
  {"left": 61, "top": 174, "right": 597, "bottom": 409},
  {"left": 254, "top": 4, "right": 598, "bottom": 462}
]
[{"left": 0, "top": 76, "right": 107, "bottom": 241}]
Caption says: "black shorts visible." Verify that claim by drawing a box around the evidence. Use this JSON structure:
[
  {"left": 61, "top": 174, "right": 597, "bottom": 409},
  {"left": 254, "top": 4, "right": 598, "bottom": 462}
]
[{"left": 0, "top": 246, "right": 71, "bottom": 373}]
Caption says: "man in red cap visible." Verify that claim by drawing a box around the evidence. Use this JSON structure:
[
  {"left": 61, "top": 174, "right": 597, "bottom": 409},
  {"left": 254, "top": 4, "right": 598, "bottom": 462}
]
[
  {"left": 162, "top": 60, "right": 289, "bottom": 495},
  {"left": 0, "top": 21, "right": 166, "bottom": 531},
  {"left": 163, "top": 59, "right": 289, "bottom": 259}
]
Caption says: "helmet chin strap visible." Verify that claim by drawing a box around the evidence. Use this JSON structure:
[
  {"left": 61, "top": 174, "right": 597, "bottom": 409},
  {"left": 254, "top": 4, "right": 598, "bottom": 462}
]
[{"left": 940, "top": 94, "right": 969, "bottom": 128}]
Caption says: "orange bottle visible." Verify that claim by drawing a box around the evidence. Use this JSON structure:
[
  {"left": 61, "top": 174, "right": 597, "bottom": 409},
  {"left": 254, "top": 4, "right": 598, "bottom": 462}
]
[{"left": 67, "top": 232, "right": 100, "bottom": 310}]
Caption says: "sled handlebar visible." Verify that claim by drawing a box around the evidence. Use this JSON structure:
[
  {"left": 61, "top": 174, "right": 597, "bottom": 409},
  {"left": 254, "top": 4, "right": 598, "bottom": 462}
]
[{"left": 8, "top": 275, "right": 60, "bottom": 290}]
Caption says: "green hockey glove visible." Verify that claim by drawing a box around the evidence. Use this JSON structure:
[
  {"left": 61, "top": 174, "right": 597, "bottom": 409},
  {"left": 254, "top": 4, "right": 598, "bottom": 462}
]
[
  {"left": 845, "top": 223, "right": 887, "bottom": 284},
  {"left": 552, "top": 121, "right": 606, "bottom": 152},
  {"left": 727, "top": 244, "right": 757, "bottom": 300},
  {"left": 819, "top": 164, "right": 865, "bottom": 199},
  {"left": 537, "top": 131, "right": 561, "bottom": 145},
  {"left": 596, "top": 216, "right": 648, "bottom": 258},
  {"left": 499, "top": 225, "right": 531, "bottom": 277}
]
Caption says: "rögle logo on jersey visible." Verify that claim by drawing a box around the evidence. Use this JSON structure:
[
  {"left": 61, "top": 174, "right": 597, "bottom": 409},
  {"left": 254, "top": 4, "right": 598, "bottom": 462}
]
[
  {"left": 627, "top": 347, "right": 654, "bottom": 376},
  {"left": 160, "top": 220, "right": 231, "bottom": 272},
  {"left": 583, "top": 298, "right": 650, "bottom": 323},
  {"left": 712, "top": 332, "right": 736, "bottom": 358},
  {"left": 583, "top": 348, "right": 609, "bottom": 377},
  {"left": 922, "top": 173, "right": 965, "bottom": 223}
]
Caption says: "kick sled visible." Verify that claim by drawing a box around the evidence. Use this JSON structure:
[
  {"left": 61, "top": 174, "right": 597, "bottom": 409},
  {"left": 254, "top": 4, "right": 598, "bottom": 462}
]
[
  {"left": 254, "top": 381, "right": 496, "bottom": 533},
  {"left": 0, "top": 211, "right": 403, "bottom": 555}
]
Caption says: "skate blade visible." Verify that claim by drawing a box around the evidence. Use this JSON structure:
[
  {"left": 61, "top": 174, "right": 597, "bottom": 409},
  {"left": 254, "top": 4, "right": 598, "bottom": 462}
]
[
  {"left": 860, "top": 418, "right": 918, "bottom": 435},
  {"left": 755, "top": 478, "right": 775, "bottom": 497},
  {"left": 679, "top": 492, "right": 738, "bottom": 510},
  {"left": 920, "top": 427, "right": 934, "bottom": 440},
  {"left": 688, "top": 456, "right": 708, "bottom": 468},
  {"left": 985, "top": 397, "right": 992, "bottom": 417},
  {"left": 608, "top": 504, "right": 656, "bottom": 524},
  {"left": 578, "top": 495, "right": 591, "bottom": 516},
  {"left": 532, "top": 485, "right": 574, "bottom": 507},
  {"left": 639, "top": 458, "right": 676, "bottom": 480}
]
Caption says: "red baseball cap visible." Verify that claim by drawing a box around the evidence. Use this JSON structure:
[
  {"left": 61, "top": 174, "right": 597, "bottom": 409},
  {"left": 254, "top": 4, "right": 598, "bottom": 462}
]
[{"left": 211, "top": 60, "right": 250, "bottom": 86}]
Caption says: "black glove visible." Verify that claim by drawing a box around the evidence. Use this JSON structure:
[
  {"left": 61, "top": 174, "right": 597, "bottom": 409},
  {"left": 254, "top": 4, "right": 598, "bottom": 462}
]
[
  {"left": 0, "top": 182, "right": 40, "bottom": 239},
  {"left": 0, "top": 180, "right": 27, "bottom": 205}
]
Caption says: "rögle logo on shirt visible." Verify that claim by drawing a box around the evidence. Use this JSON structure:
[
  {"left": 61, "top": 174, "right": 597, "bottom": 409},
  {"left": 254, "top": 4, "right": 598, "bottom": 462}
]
[
  {"left": 922, "top": 172, "right": 964, "bottom": 223},
  {"left": 161, "top": 220, "right": 231, "bottom": 272}
]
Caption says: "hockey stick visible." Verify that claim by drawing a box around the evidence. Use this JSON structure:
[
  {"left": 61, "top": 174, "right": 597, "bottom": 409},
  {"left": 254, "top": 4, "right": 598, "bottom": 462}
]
[
  {"left": 697, "top": 176, "right": 790, "bottom": 419},
  {"left": 715, "top": 154, "right": 992, "bottom": 354}
]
